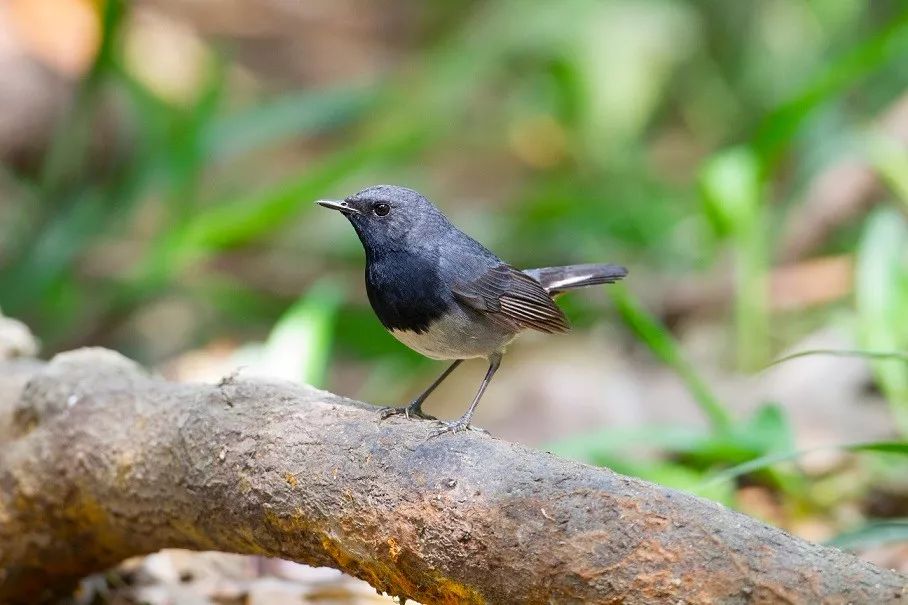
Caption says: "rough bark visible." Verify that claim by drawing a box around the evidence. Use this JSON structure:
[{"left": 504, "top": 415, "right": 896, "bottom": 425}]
[{"left": 0, "top": 349, "right": 905, "bottom": 604}]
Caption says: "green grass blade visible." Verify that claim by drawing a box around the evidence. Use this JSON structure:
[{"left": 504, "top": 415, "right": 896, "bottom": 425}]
[
  {"left": 699, "top": 147, "right": 770, "bottom": 370},
  {"left": 702, "top": 441, "right": 908, "bottom": 487},
  {"left": 826, "top": 519, "right": 908, "bottom": 550},
  {"left": 204, "top": 85, "right": 378, "bottom": 162},
  {"left": 754, "top": 8, "right": 908, "bottom": 164},
  {"left": 871, "top": 133, "right": 908, "bottom": 213},
  {"left": 233, "top": 280, "right": 343, "bottom": 387},
  {"left": 38, "top": 0, "right": 126, "bottom": 195},
  {"left": 610, "top": 285, "right": 733, "bottom": 432},
  {"left": 136, "top": 130, "right": 425, "bottom": 283},
  {"left": 766, "top": 349, "right": 908, "bottom": 369},
  {"left": 856, "top": 208, "right": 908, "bottom": 435},
  {"left": 183, "top": 131, "right": 423, "bottom": 250}
]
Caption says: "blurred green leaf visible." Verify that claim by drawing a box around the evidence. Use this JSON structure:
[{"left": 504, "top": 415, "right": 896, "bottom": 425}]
[
  {"left": 732, "top": 403, "right": 794, "bottom": 456},
  {"left": 546, "top": 424, "right": 710, "bottom": 464},
  {"left": 611, "top": 285, "right": 733, "bottom": 432},
  {"left": 699, "top": 146, "right": 770, "bottom": 370},
  {"left": 672, "top": 405, "right": 798, "bottom": 496},
  {"left": 634, "top": 461, "right": 733, "bottom": 503},
  {"left": 871, "top": 133, "right": 908, "bottom": 211},
  {"left": 233, "top": 280, "right": 343, "bottom": 386},
  {"left": 136, "top": 129, "right": 425, "bottom": 284},
  {"left": 39, "top": 0, "right": 126, "bottom": 196},
  {"left": 204, "top": 85, "right": 379, "bottom": 162},
  {"left": 184, "top": 132, "right": 422, "bottom": 250},
  {"left": 569, "top": 0, "right": 698, "bottom": 157},
  {"left": 826, "top": 519, "right": 908, "bottom": 551},
  {"left": 754, "top": 8, "right": 908, "bottom": 164},
  {"left": 700, "top": 146, "right": 761, "bottom": 238},
  {"left": 550, "top": 404, "right": 801, "bottom": 498},
  {"left": 703, "top": 441, "right": 908, "bottom": 488},
  {"left": 584, "top": 452, "right": 735, "bottom": 504},
  {"left": 856, "top": 208, "right": 908, "bottom": 435}
]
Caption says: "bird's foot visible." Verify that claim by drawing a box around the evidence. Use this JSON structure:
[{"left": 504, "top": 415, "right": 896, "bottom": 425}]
[
  {"left": 378, "top": 402, "right": 436, "bottom": 422},
  {"left": 428, "top": 418, "right": 487, "bottom": 438}
]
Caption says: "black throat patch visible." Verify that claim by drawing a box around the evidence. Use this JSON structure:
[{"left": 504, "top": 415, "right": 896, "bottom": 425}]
[{"left": 365, "top": 251, "right": 452, "bottom": 333}]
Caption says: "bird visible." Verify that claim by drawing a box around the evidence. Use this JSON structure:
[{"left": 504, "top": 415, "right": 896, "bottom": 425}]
[{"left": 317, "top": 185, "right": 627, "bottom": 436}]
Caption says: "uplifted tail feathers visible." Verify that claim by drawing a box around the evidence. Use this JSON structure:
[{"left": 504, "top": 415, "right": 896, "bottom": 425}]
[{"left": 523, "top": 263, "right": 628, "bottom": 294}]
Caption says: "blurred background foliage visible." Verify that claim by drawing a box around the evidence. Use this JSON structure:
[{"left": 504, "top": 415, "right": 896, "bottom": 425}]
[{"left": 2, "top": 0, "right": 908, "bottom": 590}]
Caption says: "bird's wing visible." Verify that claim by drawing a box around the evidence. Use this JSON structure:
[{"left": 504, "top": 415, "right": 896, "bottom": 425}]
[{"left": 452, "top": 263, "right": 569, "bottom": 334}]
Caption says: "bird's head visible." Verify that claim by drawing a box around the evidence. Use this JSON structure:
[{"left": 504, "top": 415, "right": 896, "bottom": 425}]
[{"left": 317, "top": 185, "right": 446, "bottom": 255}]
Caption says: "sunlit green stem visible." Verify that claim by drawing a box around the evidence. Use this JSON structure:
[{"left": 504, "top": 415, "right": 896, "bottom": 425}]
[
  {"left": 611, "top": 286, "right": 734, "bottom": 432},
  {"left": 734, "top": 211, "right": 771, "bottom": 371}
]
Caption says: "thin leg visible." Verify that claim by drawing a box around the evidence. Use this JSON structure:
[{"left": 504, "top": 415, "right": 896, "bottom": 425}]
[
  {"left": 430, "top": 353, "right": 501, "bottom": 437},
  {"left": 379, "top": 360, "right": 463, "bottom": 421}
]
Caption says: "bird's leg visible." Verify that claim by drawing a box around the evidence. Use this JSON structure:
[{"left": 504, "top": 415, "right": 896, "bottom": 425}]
[
  {"left": 430, "top": 353, "right": 501, "bottom": 437},
  {"left": 379, "top": 360, "right": 463, "bottom": 421}
]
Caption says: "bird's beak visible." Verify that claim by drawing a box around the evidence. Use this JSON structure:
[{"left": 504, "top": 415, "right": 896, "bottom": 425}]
[{"left": 316, "top": 199, "right": 361, "bottom": 215}]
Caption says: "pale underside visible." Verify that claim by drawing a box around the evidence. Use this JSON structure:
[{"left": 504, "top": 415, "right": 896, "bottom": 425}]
[{"left": 389, "top": 308, "right": 518, "bottom": 360}]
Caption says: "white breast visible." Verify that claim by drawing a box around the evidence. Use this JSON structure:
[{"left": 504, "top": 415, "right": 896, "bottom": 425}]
[{"left": 390, "top": 310, "right": 517, "bottom": 360}]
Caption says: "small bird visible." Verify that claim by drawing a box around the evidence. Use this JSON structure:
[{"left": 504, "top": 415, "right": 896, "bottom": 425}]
[{"left": 317, "top": 185, "right": 627, "bottom": 436}]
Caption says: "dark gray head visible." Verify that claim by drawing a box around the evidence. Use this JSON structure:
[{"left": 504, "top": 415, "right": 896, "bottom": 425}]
[{"left": 317, "top": 185, "right": 449, "bottom": 256}]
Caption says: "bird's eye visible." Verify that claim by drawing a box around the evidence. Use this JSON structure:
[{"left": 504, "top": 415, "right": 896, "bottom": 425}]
[{"left": 373, "top": 203, "right": 391, "bottom": 217}]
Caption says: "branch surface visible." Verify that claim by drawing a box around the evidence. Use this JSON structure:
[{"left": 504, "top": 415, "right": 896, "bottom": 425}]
[{"left": 0, "top": 349, "right": 905, "bottom": 604}]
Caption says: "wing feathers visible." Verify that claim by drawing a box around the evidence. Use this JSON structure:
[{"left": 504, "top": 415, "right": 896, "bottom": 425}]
[
  {"left": 453, "top": 262, "right": 627, "bottom": 334},
  {"left": 453, "top": 264, "right": 569, "bottom": 334}
]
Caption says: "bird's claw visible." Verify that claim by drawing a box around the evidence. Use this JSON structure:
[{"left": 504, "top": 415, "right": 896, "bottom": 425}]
[
  {"left": 377, "top": 406, "right": 401, "bottom": 421},
  {"left": 378, "top": 404, "right": 435, "bottom": 422},
  {"left": 428, "top": 419, "right": 487, "bottom": 438}
]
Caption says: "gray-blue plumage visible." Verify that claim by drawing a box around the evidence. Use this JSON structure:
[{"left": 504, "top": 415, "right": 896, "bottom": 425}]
[{"left": 316, "top": 185, "right": 627, "bottom": 434}]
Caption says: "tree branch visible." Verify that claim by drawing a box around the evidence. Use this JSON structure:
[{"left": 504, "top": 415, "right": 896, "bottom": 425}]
[{"left": 0, "top": 349, "right": 905, "bottom": 604}]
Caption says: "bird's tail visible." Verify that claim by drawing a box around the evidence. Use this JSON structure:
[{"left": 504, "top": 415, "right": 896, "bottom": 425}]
[{"left": 524, "top": 263, "right": 628, "bottom": 294}]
